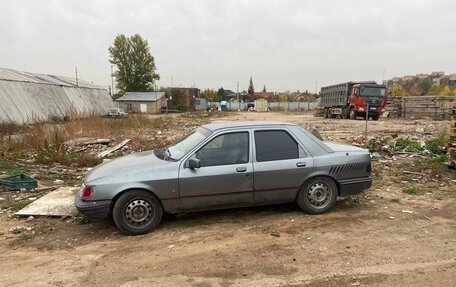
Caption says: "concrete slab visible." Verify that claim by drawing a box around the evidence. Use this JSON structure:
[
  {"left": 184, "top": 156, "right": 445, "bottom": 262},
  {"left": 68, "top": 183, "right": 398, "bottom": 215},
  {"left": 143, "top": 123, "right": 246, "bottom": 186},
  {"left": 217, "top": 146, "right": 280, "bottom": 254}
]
[{"left": 16, "top": 186, "right": 79, "bottom": 217}]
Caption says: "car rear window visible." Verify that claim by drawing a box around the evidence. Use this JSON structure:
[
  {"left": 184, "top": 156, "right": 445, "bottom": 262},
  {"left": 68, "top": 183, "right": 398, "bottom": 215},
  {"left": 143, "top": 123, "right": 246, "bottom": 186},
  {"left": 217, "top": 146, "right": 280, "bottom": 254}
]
[{"left": 254, "top": 130, "right": 299, "bottom": 162}]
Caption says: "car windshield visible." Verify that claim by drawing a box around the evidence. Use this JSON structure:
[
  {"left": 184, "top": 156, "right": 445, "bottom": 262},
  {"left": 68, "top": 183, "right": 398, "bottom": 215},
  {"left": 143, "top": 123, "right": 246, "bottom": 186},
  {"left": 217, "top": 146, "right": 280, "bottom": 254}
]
[{"left": 167, "top": 127, "right": 211, "bottom": 160}]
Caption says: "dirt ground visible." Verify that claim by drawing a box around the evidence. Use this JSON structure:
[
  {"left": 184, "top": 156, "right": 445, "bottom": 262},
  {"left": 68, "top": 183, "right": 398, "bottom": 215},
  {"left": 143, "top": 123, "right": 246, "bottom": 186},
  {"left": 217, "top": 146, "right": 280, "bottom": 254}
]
[{"left": 1, "top": 112, "right": 455, "bottom": 287}]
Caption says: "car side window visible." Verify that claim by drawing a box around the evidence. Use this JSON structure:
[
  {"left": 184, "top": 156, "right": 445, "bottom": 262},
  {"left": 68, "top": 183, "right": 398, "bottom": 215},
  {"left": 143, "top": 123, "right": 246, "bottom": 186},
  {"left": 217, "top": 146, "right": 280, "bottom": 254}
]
[
  {"left": 255, "top": 130, "right": 299, "bottom": 162},
  {"left": 196, "top": 132, "right": 249, "bottom": 167}
]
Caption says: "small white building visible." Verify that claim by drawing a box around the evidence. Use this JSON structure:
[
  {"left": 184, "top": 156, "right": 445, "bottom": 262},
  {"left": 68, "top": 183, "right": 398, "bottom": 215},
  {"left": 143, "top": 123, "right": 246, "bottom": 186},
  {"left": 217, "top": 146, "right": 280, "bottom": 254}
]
[{"left": 116, "top": 92, "right": 167, "bottom": 113}]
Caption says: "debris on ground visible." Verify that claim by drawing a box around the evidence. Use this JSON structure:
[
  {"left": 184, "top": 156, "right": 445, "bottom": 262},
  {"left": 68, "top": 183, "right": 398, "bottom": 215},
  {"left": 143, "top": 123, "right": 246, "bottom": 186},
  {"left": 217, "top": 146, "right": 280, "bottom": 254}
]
[{"left": 97, "top": 139, "right": 131, "bottom": 158}]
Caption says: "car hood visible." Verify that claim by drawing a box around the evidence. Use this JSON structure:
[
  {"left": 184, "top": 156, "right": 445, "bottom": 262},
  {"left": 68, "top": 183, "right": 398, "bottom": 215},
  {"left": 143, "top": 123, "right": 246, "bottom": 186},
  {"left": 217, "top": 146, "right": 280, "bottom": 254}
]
[
  {"left": 324, "top": 142, "right": 368, "bottom": 153},
  {"left": 85, "top": 150, "right": 170, "bottom": 184}
]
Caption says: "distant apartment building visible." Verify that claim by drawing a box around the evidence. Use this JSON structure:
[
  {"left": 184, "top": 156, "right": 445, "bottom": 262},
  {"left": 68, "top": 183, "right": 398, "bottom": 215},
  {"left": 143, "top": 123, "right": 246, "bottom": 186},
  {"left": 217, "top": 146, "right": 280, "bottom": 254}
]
[{"left": 384, "top": 71, "right": 453, "bottom": 88}]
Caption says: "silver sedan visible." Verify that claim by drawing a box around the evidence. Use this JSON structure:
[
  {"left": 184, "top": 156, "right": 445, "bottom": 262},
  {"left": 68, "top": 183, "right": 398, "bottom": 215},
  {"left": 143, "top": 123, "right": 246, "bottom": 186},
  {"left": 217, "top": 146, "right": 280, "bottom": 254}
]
[{"left": 76, "top": 121, "right": 372, "bottom": 235}]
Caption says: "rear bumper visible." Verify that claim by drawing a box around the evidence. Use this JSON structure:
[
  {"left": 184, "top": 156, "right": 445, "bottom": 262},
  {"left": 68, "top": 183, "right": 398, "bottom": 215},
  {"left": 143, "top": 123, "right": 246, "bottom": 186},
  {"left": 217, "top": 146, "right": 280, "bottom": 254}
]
[
  {"left": 75, "top": 196, "right": 111, "bottom": 219},
  {"left": 338, "top": 177, "right": 372, "bottom": 196}
]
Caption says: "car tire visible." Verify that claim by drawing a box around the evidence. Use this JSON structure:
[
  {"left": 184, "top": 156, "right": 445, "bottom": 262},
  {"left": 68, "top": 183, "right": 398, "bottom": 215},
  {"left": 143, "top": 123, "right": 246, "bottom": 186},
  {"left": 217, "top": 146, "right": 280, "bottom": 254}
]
[
  {"left": 297, "top": 177, "right": 338, "bottom": 214},
  {"left": 323, "top": 108, "right": 328, "bottom": 118},
  {"left": 372, "top": 114, "right": 379, "bottom": 121},
  {"left": 112, "top": 190, "right": 163, "bottom": 235}
]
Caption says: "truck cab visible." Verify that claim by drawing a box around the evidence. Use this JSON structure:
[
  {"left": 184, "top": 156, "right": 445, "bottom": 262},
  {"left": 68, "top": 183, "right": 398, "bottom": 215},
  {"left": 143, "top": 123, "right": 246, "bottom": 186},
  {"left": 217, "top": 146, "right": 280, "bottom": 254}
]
[{"left": 349, "top": 83, "right": 387, "bottom": 120}]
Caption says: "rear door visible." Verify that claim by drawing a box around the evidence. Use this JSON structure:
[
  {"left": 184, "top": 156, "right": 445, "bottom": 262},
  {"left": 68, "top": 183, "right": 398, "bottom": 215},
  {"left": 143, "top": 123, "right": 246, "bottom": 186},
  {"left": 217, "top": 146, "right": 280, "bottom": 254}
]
[{"left": 252, "top": 129, "right": 314, "bottom": 204}]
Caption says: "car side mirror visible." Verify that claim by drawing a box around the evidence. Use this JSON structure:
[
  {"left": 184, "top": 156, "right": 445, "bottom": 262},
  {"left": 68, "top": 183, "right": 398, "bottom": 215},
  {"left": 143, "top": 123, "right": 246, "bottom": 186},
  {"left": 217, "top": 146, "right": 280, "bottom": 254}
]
[{"left": 188, "top": 158, "right": 201, "bottom": 169}]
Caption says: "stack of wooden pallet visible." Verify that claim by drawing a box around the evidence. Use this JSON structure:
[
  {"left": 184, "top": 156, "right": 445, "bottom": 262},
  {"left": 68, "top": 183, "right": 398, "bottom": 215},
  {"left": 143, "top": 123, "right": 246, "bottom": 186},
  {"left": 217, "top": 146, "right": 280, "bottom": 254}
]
[
  {"left": 385, "top": 97, "right": 403, "bottom": 118},
  {"left": 449, "top": 99, "right": 456, "bottom": 169}
]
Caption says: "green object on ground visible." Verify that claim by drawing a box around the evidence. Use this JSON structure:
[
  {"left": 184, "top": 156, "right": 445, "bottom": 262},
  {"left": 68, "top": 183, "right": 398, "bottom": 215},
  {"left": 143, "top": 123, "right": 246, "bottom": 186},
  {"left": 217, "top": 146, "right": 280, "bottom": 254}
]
[{"left": 0, "top": 174, "right": 38, "bottom": 190}]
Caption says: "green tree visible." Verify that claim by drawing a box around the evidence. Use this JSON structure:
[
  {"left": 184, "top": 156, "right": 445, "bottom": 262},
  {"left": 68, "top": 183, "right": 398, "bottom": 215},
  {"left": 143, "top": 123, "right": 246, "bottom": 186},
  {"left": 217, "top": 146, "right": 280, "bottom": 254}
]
[
  {"left": 109, "top": 34, "right": 160, "bottom": 94},
  {"left": 417, "top": 78, "right": 432, "bottom": 95},
  {"left": 248, "top": 77, "right": 255, "bottom": 101},
  {"left": 201, "top": 88, "right": 219, "bottom": 101},
  {"left": 262, "top": 85, "right": 266, "bottom": 92},
  {"left": 217, "top": 87, "right": 225, "bottom": 101}
]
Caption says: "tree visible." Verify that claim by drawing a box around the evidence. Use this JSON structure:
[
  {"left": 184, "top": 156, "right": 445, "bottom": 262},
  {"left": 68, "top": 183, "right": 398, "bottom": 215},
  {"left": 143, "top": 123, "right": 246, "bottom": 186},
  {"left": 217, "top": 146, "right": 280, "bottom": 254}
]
[
  {"left": 248, "top": 77, "right": 255, "bottom": 101},
  {"left": 417, "top": 78, "right": 432, "bottom": 95},
  {"left": 389, "top": 84, "right": 409, "bottom": 97},
  {"left": 109, "top": 34, "right": 160, "bottom": 94},
  {"left": 217, "top": 87, "right": 225, "bottom": 101},
  {"left": 262, "top": 85, "right": 266, "bottom": 92},
  {"left": 201, "top": 88, "right": 219, "bottom": 102}
]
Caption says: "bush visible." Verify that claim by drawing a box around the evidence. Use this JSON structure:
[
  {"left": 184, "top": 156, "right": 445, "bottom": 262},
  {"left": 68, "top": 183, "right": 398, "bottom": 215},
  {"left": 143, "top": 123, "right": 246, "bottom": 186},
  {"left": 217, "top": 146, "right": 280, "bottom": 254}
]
[{"left": 402, "top": 185, "right": 424, "bottom": 195}]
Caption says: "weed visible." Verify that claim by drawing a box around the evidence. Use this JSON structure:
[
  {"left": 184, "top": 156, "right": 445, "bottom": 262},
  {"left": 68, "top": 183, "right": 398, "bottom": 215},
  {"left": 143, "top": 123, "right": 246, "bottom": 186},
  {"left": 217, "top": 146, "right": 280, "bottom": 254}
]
[
  {"left": 0, "top": 122, "right": 24, "bottom": 135},
  {"left": 34, "top": 130, "right": 68, "bottom": 165},
  {"left": 0, "top": 159, "right": 29, "bottom": 176},
  {"left": 390, "top": 198, "right": 401, "bottom": 203},
  {"left": 402, "top": 185, "right": 424, "bottom": 195},
  {"left": 75, "top": 215, "right": 90, "bottom": 225},
  {"left": 10, "top": 199, "right": 33, "bottom": 211}
]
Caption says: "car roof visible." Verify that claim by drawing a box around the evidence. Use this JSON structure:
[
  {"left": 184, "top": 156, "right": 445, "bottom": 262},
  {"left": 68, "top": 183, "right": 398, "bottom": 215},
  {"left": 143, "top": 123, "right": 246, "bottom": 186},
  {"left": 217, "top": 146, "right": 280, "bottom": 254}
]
[{"left": 201, "top": 121, "right": 297, "bottom": 131}]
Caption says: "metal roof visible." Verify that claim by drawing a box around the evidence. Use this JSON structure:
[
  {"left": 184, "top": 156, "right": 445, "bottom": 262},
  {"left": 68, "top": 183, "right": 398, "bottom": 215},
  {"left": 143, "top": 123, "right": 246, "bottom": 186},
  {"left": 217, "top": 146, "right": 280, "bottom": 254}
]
[
  {"left": 0, "top": 67, "right": 103, "bottom": 89},
  {"left": 116, "top": 92, "right": 166, "bottom": 102},
  {"left": 0, "top": 67, "right": 114, "bottom": 124}
]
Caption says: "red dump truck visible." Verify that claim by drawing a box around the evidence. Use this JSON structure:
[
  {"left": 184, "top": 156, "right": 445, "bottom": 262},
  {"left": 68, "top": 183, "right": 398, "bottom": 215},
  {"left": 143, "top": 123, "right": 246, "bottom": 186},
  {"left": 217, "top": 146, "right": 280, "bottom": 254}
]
[{"left": 319, "top": 81, "right": 387, "bottom": 120}]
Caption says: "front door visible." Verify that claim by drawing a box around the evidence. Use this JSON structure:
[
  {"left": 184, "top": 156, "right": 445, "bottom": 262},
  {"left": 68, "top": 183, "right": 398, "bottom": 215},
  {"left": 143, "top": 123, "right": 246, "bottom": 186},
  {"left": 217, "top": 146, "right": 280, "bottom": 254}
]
[{"left": 178, "top": 131, "right": 253, "bottom": 210}]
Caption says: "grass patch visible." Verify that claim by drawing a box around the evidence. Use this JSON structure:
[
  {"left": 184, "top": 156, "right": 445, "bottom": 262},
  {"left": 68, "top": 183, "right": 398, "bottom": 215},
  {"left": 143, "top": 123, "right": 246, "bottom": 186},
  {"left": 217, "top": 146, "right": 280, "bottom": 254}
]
[
  {"left": 402, "top": 185, "right": 424, "bottom": 195},
  {"left": 393, "top": 129, "right": 447, "bottom": 156},
  {"left": 390, "top": 198, "right": 401, "bottom": 203},
  {"left": 75, "top": 215, "right": 90, "bottom": 225},
  {"left": 10, "top": 199, "right": 33, "bottom": 211},
  {"left": 0, "top": 158, "right": 29, "bottom": 176}
]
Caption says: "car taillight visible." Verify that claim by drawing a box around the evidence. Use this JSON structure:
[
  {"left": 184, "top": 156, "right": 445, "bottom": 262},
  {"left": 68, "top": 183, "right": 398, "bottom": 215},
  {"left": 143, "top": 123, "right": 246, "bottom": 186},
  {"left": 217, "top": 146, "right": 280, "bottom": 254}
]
[{"left": 82, "top": 186, "right": 94, "bottom": 198}]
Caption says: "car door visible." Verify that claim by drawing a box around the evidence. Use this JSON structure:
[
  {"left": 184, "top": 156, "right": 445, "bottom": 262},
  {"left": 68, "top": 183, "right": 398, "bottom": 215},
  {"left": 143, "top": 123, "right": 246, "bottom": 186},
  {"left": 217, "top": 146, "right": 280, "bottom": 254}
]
[
  {"left": 252, "top": 129, "right": 314, "bottom": 204},
  {"left": 178, "top": 130, "right": 254, "bottom": 210}
]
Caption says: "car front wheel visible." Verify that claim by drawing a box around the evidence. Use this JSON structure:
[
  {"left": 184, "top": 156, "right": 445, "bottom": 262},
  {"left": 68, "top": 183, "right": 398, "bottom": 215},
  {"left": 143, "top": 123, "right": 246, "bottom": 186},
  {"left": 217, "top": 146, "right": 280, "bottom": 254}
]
[
  {"left": 297, "top": 177, "right": 338, "bottom": 214},
  {"left": 112, "top": 190, "right": 163, "bottom": 235}
]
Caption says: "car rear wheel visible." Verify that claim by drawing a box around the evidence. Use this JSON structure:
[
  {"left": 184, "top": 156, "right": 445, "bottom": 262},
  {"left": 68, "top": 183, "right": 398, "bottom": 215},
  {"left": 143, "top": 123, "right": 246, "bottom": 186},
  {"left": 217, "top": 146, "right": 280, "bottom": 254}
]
[
  {"left": 112, "top": 190, "right": 163, "bottom": 235},
  {"left": 297, "top": 177, "right": 338, "bottom": 214}
]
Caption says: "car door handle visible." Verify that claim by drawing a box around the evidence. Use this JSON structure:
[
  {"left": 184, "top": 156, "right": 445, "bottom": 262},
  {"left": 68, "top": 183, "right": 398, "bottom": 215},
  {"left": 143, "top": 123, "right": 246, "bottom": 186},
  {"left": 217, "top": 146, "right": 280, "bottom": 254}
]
[
  {"left": 296, "top": 162, "right": 306, "bottom": 167},
  {"left": 236, "top": 167, "right": 247, "bottom": 172}
]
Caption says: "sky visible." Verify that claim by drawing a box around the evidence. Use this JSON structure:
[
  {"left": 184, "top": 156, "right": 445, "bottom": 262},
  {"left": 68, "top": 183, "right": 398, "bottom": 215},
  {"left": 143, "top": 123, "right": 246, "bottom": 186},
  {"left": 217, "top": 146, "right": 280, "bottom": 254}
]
[{"left": 0, "top": 0, "right": 455, "bottom": 92}]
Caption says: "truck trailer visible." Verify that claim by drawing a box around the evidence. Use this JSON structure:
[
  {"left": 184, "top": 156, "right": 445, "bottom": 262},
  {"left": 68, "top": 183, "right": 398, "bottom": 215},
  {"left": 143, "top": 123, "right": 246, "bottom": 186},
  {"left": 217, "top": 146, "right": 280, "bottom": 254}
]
[{"left": 319, "top": 81, "right": 387, "bottom": 120}]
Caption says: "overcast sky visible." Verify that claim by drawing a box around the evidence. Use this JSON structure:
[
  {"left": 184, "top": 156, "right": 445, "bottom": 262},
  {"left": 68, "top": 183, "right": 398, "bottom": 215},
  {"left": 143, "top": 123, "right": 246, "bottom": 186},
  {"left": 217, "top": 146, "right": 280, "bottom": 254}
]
[{"left": 1, "top": 0, "right": 454, "bottom": 92}]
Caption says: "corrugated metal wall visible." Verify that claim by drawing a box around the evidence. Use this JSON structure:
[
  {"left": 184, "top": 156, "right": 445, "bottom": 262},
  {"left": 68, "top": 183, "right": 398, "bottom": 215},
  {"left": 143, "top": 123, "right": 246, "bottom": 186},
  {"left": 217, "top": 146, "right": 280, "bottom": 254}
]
[{"left": 0, "top": 80, "right": 114, "bottom": 124}]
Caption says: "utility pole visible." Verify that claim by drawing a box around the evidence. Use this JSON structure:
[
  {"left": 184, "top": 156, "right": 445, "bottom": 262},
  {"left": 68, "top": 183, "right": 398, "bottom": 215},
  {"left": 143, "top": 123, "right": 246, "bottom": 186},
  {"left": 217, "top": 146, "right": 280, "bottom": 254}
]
[
  {"left": 110, "top": 65, "right": 114, "bottom": 97},
  {"left": 365, "top": 101, "right": 369, "bottom": 143},
  {"left": 75, "top": 67, "right": 78, "bottom": 87},
  {"left": 237, "top": 81, "right": 240, "bottom": 111}
]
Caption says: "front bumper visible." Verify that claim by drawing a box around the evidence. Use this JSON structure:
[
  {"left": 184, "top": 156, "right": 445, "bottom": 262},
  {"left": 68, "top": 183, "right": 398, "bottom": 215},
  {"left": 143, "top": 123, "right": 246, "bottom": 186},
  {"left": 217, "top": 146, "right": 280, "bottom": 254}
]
[
  {"left": 75, "top": 195, "right": 111, "bottom": 219},
  {"left": 338, "top": 177, "right": 372, "bottom": 196}
]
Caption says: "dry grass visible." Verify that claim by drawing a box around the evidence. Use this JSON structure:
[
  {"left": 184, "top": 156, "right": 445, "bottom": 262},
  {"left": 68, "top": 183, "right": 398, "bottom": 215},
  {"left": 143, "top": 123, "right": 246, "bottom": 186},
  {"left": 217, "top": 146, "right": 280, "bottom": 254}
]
[{"left": 0, "top": 112, "right": 165, "bottom": 166}]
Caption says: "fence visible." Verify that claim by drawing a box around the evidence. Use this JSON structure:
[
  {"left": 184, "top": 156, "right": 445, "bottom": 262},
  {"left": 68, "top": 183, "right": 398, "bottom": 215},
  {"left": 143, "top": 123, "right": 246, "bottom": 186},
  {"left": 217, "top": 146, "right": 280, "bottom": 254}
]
[
  {"left": 210, "top": 101, "right": 318, "bottom": 112},
  {"left": 386, "top": 96, "right": 455, "bottom": 120}
]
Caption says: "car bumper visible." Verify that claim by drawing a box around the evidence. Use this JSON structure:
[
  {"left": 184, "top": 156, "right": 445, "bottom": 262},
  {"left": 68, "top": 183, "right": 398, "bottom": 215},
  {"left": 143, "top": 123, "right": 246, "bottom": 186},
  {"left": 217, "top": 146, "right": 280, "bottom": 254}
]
[
  {"left": 338, "top": 177, "right": 372, "bottom": 196},
  {"left": 75, "top": 196, "right": 111, "bottom": 219}
]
